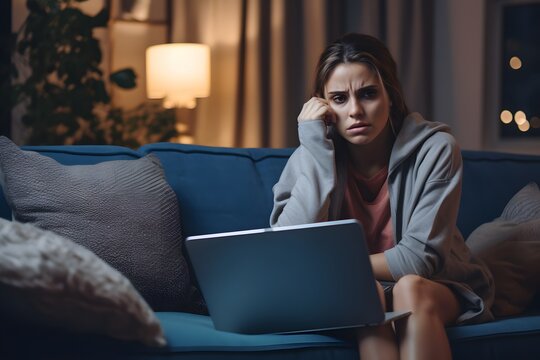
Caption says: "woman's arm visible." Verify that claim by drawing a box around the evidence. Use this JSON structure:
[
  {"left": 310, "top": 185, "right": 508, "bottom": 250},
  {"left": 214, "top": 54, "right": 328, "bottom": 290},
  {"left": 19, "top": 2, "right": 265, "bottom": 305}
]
[
  {"left": 384, "top": 133, "right": 463, "bottom": 280},
  {"left": 270, "top": 120, "right": 336, "bottom": 227},
  {"left": 370, "top": 253, "right": 394, "bottom": 281},
  {"left": 270, "top": 98, "right": 338, "bottom": 227}
]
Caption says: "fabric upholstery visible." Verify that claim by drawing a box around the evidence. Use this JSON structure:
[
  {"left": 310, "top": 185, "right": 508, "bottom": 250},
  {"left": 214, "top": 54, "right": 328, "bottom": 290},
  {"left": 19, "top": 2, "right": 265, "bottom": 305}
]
[
  {"left": 459, "top": 151, "right": 540, "bottom": 238},
  {"left": 1, "top": 142, "right": 540, "bottom": 360},
  {"left": 467, "top": 183, "right": 540, "bottom": 316},
  {"left": 0, "top": 218, "right": 165, "bottom": 347},
  {"left": 139, "top": 143, "right": 293, "bottom": 237},
  {"left": 0, "top": 136, "right": 191, "bottom": 311}
]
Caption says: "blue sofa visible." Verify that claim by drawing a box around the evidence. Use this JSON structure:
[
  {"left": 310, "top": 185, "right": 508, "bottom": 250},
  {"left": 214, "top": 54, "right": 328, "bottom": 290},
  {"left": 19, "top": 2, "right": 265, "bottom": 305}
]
[{"left": 1, "top": 142, "right": 540, "bottom": 359}]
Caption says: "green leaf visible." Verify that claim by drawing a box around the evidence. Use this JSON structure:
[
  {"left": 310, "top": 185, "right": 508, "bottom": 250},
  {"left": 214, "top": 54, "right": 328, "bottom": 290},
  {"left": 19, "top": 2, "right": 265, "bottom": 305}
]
[
  {"left": 26, "top": 0, "right": 46, "bottom": 15},
  {"left": 110, "top": 68, "right": 137, "bottom": 89}
]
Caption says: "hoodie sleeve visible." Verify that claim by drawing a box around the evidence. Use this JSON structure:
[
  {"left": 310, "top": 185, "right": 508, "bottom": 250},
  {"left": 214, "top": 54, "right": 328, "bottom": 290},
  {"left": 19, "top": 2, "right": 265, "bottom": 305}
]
[
  {"left": 270, "top": 120, "right": 337, "bottom": 227},
  {"left": 384, "top": 132, "right": 463, "bottom": 279}
]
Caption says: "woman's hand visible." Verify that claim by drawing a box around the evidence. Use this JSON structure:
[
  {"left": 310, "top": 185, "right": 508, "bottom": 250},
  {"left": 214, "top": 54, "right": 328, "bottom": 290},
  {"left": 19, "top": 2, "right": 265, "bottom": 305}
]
[{"left": 297, "top": 97, "right": 336, "bottom": 125}]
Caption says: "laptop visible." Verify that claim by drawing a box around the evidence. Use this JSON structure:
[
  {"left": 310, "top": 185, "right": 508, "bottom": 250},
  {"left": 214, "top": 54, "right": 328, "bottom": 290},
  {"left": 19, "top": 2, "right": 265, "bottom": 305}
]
[{"left": 185, "top": 219, "right": 410, "bottom": 334}]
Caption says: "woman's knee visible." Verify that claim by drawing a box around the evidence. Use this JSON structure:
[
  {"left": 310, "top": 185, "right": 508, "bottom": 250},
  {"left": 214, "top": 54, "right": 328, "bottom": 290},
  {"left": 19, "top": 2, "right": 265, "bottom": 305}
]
[
  {"left": 392, "top": 275, "right": 461, "bottom": 324},
  {"left": 392, "top": 275, "right": 438, "bottom": 314}
]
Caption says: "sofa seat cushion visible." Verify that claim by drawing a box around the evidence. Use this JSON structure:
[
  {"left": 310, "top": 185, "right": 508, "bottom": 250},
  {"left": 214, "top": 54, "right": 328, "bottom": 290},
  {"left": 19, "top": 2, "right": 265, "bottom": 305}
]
[
  {"left": 447, "top": 314, "right": 540, "bottom": 359},
  {"left": 155, "top": 313, "right": 540, "bottom": 360},
  {"left": 155, "top": 312, "right": 353, "bottom": 353},
  {"left": 1, "top": 312, "right": 358, "bottom": 360},
  {"left": 3, "top": 312, "right": 540, "bottom": 359}
]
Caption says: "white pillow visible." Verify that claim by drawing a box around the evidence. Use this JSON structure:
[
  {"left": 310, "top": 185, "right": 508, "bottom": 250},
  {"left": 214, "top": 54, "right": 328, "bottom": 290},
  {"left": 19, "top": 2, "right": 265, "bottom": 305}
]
[{"left": 0, "top": 218, "right": 166, "bottom": 347}]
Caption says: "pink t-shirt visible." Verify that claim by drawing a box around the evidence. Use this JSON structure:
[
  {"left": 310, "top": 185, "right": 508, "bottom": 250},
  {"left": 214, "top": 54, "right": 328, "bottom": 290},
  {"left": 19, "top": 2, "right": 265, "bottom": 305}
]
[{"left": 340, "top": 162, "right": 394, "bottom": 254}]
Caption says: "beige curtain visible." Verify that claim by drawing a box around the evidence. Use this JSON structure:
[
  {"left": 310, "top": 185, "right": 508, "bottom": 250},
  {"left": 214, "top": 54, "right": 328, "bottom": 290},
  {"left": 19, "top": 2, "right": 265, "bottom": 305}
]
[{"left": 172, "top": 0, "right": 433, "bottom": 148}]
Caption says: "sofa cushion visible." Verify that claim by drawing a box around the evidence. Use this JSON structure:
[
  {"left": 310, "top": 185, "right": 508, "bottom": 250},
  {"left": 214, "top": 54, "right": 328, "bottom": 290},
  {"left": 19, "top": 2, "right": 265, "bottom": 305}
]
[
  {"left": 139, "top": 143, "right": 293, "bottom": 238},
  {"left": 447, "top": 314, "right": 540, "bottom": 359},
  {"left": 0, "top": 218, "right": 165, "bottom": 347},
  {"left": 467, "top": 182, "right": 540, "bottom": 316},
  {"left": 0, "top": 136, "right": 191, "bottom": 311},
  {"left": 500, "top": 182, "right": 540, "bottom": 222},
  {"left": 0, "top": 144, "right": 142, "bottom": 222}
]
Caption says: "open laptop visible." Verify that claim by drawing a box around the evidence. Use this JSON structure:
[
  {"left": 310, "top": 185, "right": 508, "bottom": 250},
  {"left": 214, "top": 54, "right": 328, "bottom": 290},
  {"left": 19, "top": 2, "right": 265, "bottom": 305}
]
[{"left": 185, "top": 219, "right": 410, "bottom": 335}]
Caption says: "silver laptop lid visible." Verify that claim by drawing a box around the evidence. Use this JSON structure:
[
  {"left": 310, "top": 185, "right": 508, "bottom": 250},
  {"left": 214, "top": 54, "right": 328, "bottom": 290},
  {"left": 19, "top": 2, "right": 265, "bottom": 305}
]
[{"left": 186, "top": 219, "right": 385, "bottom": 334}]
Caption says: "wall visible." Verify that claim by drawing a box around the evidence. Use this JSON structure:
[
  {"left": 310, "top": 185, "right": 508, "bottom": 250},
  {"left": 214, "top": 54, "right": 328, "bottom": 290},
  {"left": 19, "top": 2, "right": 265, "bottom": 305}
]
[
  {"left": 10, "top": 0, "right": 538, "bottom": 153},
  {"left": 433, "top": 0, "right": 486, "bottom": 151}
]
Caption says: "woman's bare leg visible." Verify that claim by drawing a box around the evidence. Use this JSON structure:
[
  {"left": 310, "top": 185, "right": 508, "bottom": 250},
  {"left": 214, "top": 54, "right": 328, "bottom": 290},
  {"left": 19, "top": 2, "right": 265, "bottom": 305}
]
[
  {"left": 392, "top": 275, "right": 460, "bottom": 360},
  {"left": 357, "top": 281, "right": 399, "bottom": 360}
]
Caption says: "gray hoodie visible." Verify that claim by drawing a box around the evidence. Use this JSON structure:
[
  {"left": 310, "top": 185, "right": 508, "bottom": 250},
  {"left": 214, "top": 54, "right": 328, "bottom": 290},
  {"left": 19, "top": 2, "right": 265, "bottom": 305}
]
[{"left": 270, "top": 113, "right": 494, "bottom": 323}]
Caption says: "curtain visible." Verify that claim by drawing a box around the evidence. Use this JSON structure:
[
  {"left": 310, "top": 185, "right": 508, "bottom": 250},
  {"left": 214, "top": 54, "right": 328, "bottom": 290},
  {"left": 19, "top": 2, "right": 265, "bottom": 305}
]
[{"left": 172, "top": 0, "right": 434, "bottom": 148}]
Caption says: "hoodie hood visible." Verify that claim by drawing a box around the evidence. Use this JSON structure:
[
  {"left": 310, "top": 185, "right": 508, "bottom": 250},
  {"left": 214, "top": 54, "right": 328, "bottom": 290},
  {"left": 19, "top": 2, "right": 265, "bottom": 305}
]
[{"left": 389, "top": 113, "right": 452, "bottom": 174}]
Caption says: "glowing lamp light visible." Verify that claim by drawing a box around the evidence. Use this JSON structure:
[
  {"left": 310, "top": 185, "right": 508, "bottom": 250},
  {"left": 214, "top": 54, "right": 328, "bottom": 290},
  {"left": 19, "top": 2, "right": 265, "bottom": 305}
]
[{"left": 146, "top": 43, "right": 211, "bottom": 109}]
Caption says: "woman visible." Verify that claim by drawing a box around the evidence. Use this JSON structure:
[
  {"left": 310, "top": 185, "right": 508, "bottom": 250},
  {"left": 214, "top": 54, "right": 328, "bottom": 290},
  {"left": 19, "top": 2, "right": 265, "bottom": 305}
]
[{"left": 270, "top": 33, "right": 494, "bottom": 360}]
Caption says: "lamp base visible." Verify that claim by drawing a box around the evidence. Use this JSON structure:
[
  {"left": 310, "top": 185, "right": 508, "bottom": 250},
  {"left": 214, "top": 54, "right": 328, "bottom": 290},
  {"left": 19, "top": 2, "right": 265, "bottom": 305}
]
[
  {"left": 164, "top": 96, "right": 197, "bottom": 109},
  {"left": 173, "top": 107, "right": 196, "bottom": 144}
]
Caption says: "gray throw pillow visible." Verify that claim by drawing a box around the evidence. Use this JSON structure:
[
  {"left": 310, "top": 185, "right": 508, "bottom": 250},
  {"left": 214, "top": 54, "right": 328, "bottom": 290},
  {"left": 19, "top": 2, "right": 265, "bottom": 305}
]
[
  {"left": 467, "top": 182, "right": 540, "bottom": 317},
  {"left": 0, "top": 136, "right": 190, "bottom": 311},
  {"left": 0, "top": 218, "right": 166, "bottom": 347}
]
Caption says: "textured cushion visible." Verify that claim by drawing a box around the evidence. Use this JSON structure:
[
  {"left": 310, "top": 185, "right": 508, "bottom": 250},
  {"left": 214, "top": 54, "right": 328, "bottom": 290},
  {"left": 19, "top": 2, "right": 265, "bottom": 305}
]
[
  {"left": 500, "top": 182, "right": 540, "bottom": 222},
  {"left": 0, "top": 136, "right": 190, "bottom": 311},
  {"left": 467, "top": 182, "right": 540, "bottom": 316},
  {"left": 0, "top": 218, "right": 165, "bottom": 347}
]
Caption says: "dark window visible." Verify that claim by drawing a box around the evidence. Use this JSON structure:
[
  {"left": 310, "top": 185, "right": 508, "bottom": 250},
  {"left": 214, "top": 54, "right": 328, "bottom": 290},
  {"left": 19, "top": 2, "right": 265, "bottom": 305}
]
[{"left": 499, "top": 3, "right": 540, "bottom": 138}]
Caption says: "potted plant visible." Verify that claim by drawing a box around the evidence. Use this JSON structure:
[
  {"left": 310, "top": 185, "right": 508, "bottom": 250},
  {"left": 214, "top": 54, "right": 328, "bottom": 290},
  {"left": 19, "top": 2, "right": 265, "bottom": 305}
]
[{"left": 11, "top": 0, "right": 178, "bottom": 147}]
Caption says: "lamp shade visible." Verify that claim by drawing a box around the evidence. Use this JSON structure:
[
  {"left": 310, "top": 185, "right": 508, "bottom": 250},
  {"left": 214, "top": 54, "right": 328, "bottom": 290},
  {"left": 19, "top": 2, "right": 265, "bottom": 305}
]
[{"left": 146, "top": 43, "right": 210, "bottom": 109}]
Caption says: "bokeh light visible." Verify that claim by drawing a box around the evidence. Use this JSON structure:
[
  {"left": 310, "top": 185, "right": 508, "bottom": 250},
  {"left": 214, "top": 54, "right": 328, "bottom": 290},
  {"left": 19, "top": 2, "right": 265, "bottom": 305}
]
[
  {"left": 531, "top": 116, "right": 540, "bottom": 129},
  {"left": 518, "top": 120, "right": 530, "bottom": 132},
  {"left": 509, "top": 56, "right": 522, "bottom": 70},
  {"left": 514, "top": 111, "right": 527, "bottom": 125},
  {"left": 500, "top": 110, "right": 513, "bottom": 124}
]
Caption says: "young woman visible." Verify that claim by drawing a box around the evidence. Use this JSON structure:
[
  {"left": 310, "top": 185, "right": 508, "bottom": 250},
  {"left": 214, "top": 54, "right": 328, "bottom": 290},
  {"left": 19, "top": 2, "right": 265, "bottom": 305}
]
[{"left": 270, "top": 33, "right": 494, "bottom": 360}]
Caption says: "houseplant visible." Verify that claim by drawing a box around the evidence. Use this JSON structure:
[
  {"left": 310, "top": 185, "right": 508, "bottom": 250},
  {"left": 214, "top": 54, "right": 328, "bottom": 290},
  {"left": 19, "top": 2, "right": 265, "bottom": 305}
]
[{"left": 12, "top": 0, "right": 178, "bottom": 147}]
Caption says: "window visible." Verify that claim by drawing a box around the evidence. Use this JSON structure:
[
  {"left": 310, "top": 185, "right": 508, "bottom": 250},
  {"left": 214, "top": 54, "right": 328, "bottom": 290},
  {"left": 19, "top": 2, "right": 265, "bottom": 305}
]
[{"left": 485, "top": 0, "right": 540, "bottom": 153}]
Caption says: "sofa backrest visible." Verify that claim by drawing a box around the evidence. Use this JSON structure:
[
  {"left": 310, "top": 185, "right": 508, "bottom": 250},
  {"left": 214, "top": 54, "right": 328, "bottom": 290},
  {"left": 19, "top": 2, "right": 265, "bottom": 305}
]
[
  {"left": 459, "top": 150, "right": 540, "bottom": 238},
  {"left": 138, "top": 143, "right": 293, "bottom": 237},
  {"left": 1, "top": 143, "right": 540, "bottom": 240}
]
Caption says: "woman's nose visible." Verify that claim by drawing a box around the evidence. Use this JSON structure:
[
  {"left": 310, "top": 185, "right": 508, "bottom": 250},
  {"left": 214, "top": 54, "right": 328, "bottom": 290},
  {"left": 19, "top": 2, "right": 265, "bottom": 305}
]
[{"left": 349, "top": 97, "right": 363, "bottom": 118}]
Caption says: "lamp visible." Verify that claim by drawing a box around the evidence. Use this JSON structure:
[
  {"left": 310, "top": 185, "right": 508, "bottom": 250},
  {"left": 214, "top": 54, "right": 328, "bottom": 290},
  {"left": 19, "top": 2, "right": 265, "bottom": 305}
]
[{"left": 146, "top": 43, "right": 211, "bottom": 109}]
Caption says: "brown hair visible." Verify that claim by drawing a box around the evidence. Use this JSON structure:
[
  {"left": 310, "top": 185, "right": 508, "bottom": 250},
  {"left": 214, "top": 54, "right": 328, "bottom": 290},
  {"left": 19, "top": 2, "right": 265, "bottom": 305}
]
[{"left": 313, "top": 33, "right": 409, "bottom": 130}]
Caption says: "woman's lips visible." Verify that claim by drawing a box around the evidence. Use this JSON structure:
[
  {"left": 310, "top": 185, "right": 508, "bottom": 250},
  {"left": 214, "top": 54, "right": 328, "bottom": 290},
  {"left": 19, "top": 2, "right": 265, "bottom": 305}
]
[{"left": 347, "top": 122, "right": 370, "bottom": 135}]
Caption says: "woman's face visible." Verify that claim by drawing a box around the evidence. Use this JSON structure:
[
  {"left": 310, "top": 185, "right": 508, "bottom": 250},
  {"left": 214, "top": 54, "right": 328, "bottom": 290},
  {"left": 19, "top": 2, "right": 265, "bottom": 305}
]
[{"left": 324, "top": 62, "right": 391, "bottom": 147}]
